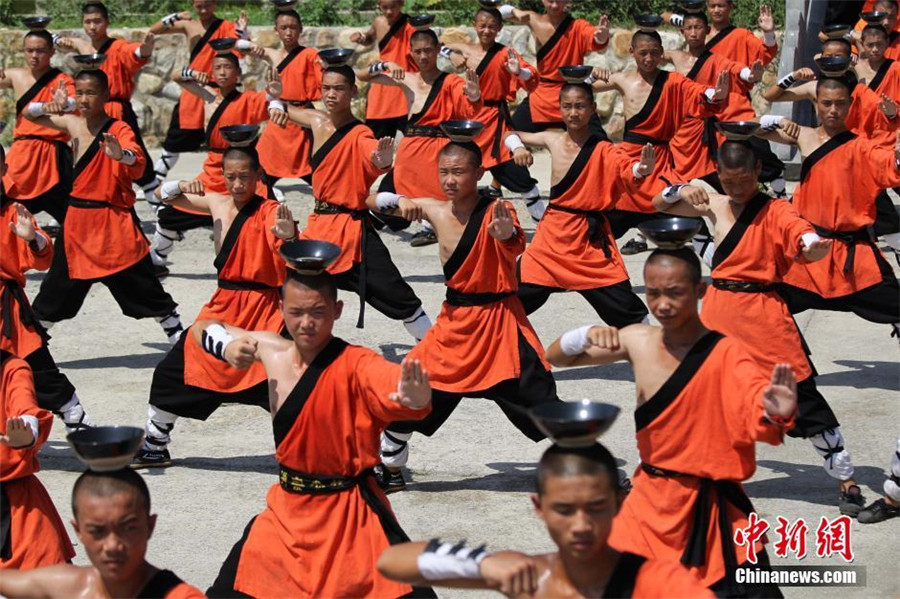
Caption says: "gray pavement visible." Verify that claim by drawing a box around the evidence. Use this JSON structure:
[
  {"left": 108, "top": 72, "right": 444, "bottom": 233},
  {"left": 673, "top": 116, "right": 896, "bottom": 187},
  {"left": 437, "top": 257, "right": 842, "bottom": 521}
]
[{"left": 29, "top": 150, "right": 899, "bottom": 598}]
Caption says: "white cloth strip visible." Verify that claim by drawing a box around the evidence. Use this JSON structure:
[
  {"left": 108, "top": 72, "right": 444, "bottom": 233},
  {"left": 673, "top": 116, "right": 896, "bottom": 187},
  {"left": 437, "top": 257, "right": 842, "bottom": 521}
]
[{"left": 559, "top": 324, "right": 594, "bottom": 356}]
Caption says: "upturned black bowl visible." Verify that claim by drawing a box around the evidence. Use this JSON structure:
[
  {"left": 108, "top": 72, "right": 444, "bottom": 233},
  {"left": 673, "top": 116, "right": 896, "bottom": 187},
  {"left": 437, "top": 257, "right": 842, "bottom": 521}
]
[
  {"left": 280, "top": 240, "right": 341, "bottom": 274},
  {"left": 409, "top": 14, "right": 436, "bottom": 29},
  {"left": 529, "top": 400, "right": 620, "bottom": 448},
  {"left": 634, "top": 14, "right": 663, "bottom": 31},
  {"left": 639, "top": 217, "right": 703, "bottom": 249},
  {"left": 67, "top": 426, "right": 144, "bottom": 472},
  {"left": 318, "top": 48, "right": 354, "bottom": 66},
  {"left": 861, "top": 10, "right": 888, "bottom": 24},
  {"left": 815, "top": 55, "right": 851, "bottom": 76},
  {"left": 441, "top": 120, "right": 485, "bottom": 142},
  {"left": 72, "top": 53, "right": 107, "bottom": 69},
  {"left": 559, "top": 65, "right": 594, "bottom": 83},
  {"left": 822, "top": 23, "right": 851, "bottom": 39},
  {"left": 209, "top": 38, "right": 237, "bottom": 53},
  {"left": 715, "top": 120, "right": 761, "bottom": 140},
  {"left": 272, "top": 0, "right": 298, "bottom": 9},
  {"left": 681, "top": 0, "right": 706, "bottom": 13},
  {"left": 478, "top": 0, "right": 503, "bottom": 7},
  {"left": 22, "top": 16, "right": 52, "bottom": 30},
  {"left": 220, "top": 124, "right": 260, "bottom": 147}
]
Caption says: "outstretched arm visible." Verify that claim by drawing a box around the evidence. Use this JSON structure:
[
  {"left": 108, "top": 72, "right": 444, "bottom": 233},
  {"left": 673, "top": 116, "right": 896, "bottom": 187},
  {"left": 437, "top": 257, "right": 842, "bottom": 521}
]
[
  {"left": 0, "top": 564, "right": 85, "bottom": 599},
  {"left": 22, "top": 79, "right": 76, "bottom": 133},
  {"left": 763, "top": 71, "right": 816, "bottom": 103},
  {"left": 173, "top": 68, "right": 216, "bottom": 103},
  {"left": 149, "top": 10, "right": 194, "bottom": 35},
  {"left": 192, "top": 319, "right": 289, "bottom": 370},
  {"left": 547, "top": 325, "right": 632, "bottom": 367},
  {"left": 652, "top": 184, "right": 720, "bottom": 220}
]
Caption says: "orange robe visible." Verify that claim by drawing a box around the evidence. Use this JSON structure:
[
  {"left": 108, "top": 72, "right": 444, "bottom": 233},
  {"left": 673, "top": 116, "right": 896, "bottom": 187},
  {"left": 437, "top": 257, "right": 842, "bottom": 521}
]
[
  {"left": 472, "top": 43, "right": 537, "bottom": 169},
  {"left": 64, "top": 119, "right": 148, "bottom": 280},
  {"left": 605, "top": 553, "right": 715, "bottom": 598},
  {"left": 671, "top": 52, "right": 755, "bottom": 181},
  {"left": 0, "top": 354, "right": 74, "bottom": 570},
  {"left": 529, "top": 16, "right": 605, "bottom": 124},
  {"left": 257, "top": 46, "right": 322, "bottom": 179},
  {"left": 183, "top": 196, "right": 287, "bottom": 393},
  {"left": 392, "top": 73, "right": 481, "bottom": 199},
  {"left": 847, "top": 81, "right": 898, "bottom": 142},
  {"left": 864, "top": 58, "right": 900, "bottom": 101},
  {"left": 701, "top": 194, "right": 815, "bottom": 380},
  {"left": 137, "top": 569, "right": 206, "bottom": 598},
  {"left": 98, "top": 38, "right": 148, "bottom": 120},
  {"left": 228, "top": 339, "right": 429, "bottom": 598},
  {"left": 2, "top": 70, "right": 74, "bottom": 201},
  {"left": 365, "top": 14, "right": 417, "bottom": 121},
  {"left": 302, "top": 121, "right": 384, "bottom": 275},
  {"left": 407, "top": 196, "right": 547, "bottom": 392},
  {"left": 783, "top": 131, "right": 900, "bottom": 298},
  {"left": 0, "top": 203, "right": 52, "bottom": 359},
  {"left": 609, "top": 333, "right": 789, "bottom": 588},
  {"left": 520, "top": 135, "right": 634, "bottom": 289},
  {"left": 859, "top": 1, "right": 900, "bottom": 32},
  {"left": 177, "top": 18, "right": 239, "bottom": 130},
  {"left": 617, "top": 70, "right": 721, "bottom": 213},
  {"left": 706, "top": 25, "right": 778, "bottom": 66}
]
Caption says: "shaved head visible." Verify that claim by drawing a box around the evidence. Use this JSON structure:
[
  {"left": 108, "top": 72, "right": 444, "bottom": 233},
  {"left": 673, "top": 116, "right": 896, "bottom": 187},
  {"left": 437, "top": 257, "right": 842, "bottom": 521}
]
[
  {"left": 645, "top": 248, "right": 702, "bottom": 284},
  {"left": 75, "top": 69, "right": 109, "bottom": 93},
  {"left": 816, "top": 75, "right": 853, "bottom": 98},
  {"left": 284, "top": 269, "right": 338, "bottom": 303},
  {"left": 631, "top": 30, "right": 663, "bottom": 47},
  {"left": 439, "top": 141, "right": 482, "bottom": 167},
  {"left": 223, "top": 146, "right": 260, "bottom": 170},
  {"left": 72, "top": 469, "right": 150, "bottom": 518},
  {"left": 324, "top": 65, "right": 356, "bottom": 86},
  {"left": 559, "top": 82, "right": 595, "bottom": 103},
  {"left": 821, "top": 38, "right": 852, "bottom": 57},
  {"left": 536, "top": 443, "right": 620, "bottom": 495},
  {"left": 717, "top": 140, "right": 758, "bottom": 171}
]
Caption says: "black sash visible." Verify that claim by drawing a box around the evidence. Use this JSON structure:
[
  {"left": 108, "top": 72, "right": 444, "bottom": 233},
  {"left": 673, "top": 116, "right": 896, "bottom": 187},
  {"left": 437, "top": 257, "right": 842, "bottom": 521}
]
[
  {"left": 279, "top": 463, "right": 373, "bottom": 494},
  {"left": 603, "top": 552, "right": 648, "bottom": 599},
  {"left": 705, "top": 25, "right": 736, "bottom": 51},
  {"left": 272, "top": 337, "right": 349, "bottom": 448},
  {"left": 137, "top": 569, "right": 186, "bottom": 599},
  {"left": 379, "top": 14, "right": 409, "bottom": 52},
  {"left": 711, "top": 279, "right": 774, "bottom": 292},
  {"left": 546, "top": 203, "right": 612, "bottom": 258},
  {"left": 442, "top": 193, "right": 494, "bottom": 281},
  {"left": 812, "top": 224, "right": 873, "bottom": 274},
  {"left": 15, "top": 68, "right": 63, "bottom": 116},
  {"left": 217, "top": 279, "right": 278, "bottom": 291},
  {"left": 624, "top": 70, "right": 669, "bottom": 136},
  {"left": 799, "top": 130, "right": 856, "bottom": 184},
  {"left": 445, "top": 289, "right": 513, "bottom": 306},
  {"left": 711, "top": 192, "right": 769, "bottom": 269},
  {"left": 536, "top": 14, "right": 574, "bottom": 63},
  {"left": 72, "top": 118, "right": 115, "bottom": 180},
  {"left": 1, "top": 279, "right": 48, "bottom": 342},
  {"left": 0, "top": 478, "right": 20, "bottom": 560},
  {"left": 277, "top": 45, "right": 306, "bottom": 73},
  {"left": 641, "top": 463, "right": 754, "bottom": 597},
  {"left": 477, "top": 42, "right": 512, "bottom": 160},
  {"left": 212, "top": 195, "right": 264, "bottom": 274},
  {"left": 868, "top": 58, "right": 894, "bottom": 91},
  {"left": 404, "top": 125, "right": 445, "bottom": 137},
  {"left": 190, "top": 18, "right": 224, "bottom": 64},
  {"left": 205, "top": 89, "right": 242, "bottom": 148},
  {"left": 408, "top": 72, "right": 448, "bottom": 126}
]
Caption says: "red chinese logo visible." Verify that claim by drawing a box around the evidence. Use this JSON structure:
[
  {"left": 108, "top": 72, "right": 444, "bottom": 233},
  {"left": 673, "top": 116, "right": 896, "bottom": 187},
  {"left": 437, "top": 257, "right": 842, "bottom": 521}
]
[
  {"left": 815, "top": 516, "right": 854, "bottom": 562},
  {"left": 733, "top": 512, "right": 770, "bottom": 564},
  {"left": 773, "top": 516, "right": 809, "bottom": 560}
]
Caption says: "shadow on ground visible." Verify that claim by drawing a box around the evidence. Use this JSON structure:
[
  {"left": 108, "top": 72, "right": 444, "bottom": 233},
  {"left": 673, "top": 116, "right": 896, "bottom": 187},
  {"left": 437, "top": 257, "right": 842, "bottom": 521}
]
[
  {"left": 56, "top": 343, "right": 169, "bottom": 370},
  {"left": 749, "top": 460, "right": 890, "bottom": 507},
  {"left": 814, "top": 360, "right": 900, "bottom": 391}
]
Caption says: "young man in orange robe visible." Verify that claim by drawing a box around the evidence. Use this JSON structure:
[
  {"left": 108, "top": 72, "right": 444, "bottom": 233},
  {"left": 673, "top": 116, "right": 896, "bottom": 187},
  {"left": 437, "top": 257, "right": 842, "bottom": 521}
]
[
  {"left": 23, "top": 70, "right": 183, "bottom": 345},
  {"left": 0, "top": 350, "right": 75, "bottom": 571},
  {"left": 548, "top": 248, "right": 798, "bottom": 597},
  {"left": 195, "top": 267, "right": 434, "bottom": 599}
]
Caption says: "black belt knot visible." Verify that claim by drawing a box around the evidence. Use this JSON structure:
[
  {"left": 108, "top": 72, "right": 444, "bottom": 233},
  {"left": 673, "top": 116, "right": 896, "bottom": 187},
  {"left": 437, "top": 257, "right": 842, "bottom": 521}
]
[
  {"left": 404, "top": 125, "right": 446, "bottom": 138},
  {"left": 69, "top": 198, "right": 107, "bottom": 209},
  {"left": 312, "top": 199, "right": 369, "bottom": 328},
  {"left": 1, "top": 279, "right": 47, "bottom": 343},
  {"left": 483, "top": 100, "right": 513, "bottom": 160},
  {"left": 445, "top": 289, "right": 513, "bottom": 306},
  {"left": 711, "top": 279, "right": 774, "bottom": 293},
  {"left": 538, "top": 77, "right": 562, "bottom": 84},
  {"left": 622, "top": 132, "right": 669, "bottom": 147},
  {"left": 545, "top": 204, "right": 612, "bottom": 258},
  {"left": 279, "top": 464, "right": 373, "bottom": 495},
  {"left": 812, "top": 224, "right": 872, "bottom": 275},
  {"left": 216, "top": 279, "right": 279, "bottom": 291},
  {"left": 701, "top": 116, "right": 719, "bottom": 161}
]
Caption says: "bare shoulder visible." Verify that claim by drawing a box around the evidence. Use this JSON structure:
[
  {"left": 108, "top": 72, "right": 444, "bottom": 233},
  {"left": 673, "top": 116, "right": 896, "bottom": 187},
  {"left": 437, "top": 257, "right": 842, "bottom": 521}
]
[{"left": 619, "top": 323, "right": 658, "bottom": 346}]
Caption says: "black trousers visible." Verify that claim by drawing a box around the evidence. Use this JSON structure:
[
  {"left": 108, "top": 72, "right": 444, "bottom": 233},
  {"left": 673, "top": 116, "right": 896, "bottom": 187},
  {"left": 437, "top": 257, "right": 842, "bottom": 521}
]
[
  {"left": 387, "top": 331, "right": 560, "bottom": 441},
  {"left": 148, "top": 328, "right": 270, "bottom": 421},
  {"left": 114, "top": 100, "right": 157, "bottom": 187},
  {"left": 790, "top": 377, "right": 840, "bottom": 439},
  {"left": 489, "top": 160, "right": 538, "bottom": 194},
  {"left": 749, "top": 136, "right": 784, "bottom": 183},
  {"left": 156, "top": 205, "right": 214, "bottom": 233},
  {"left": 365, "top": 115, "right": 408, "bottom": 140},
  {"left": 710, "top": 549, "right": 783, "bottom": 599},
  {"left": 874, "top": 189, "right": 900, "bottom": 237},
  {"left": 32, "top": 233, "right": 177, "bottom": 323},
  {"left": 518, "top": 280, "right": 649, "bottom": 327},
  {"left": 162, "top": 102, "right": 205, "bottom": 153},
  {"left": 511, "top": 96, "right": 609, "bottom": 140},
  {"left": 23, "top": 345, "right": 75, "bottom": 413},
  {"left": 332, "top": 228, "right": 424, "bottom": 322}
]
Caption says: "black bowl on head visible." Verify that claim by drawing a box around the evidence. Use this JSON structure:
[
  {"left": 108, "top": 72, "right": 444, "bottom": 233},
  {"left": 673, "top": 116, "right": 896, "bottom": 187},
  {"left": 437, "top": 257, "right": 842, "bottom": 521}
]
[
  {"left": 861, "top": 10, "right": 888, "bottom": 24},
  {"left": 409, "top": 14, "right": 436, "bottom": 29},
  {"left": 209, "top": 38, "right": 237, "bottom": 54},
  {"left": 440, "top": 120, "right": 485, "bottom": 142},
  {"left": 318, "top": 48, "right": 354, "bottom": 66},
  {"left": 67, "top": 426, "right": 144, "bottom": 472},
  {"left": 559, "top": 65, "right": 594, "bottom": 83},
  {"left": 715, "top": 120, "right": 761, "bottom": 141},
  {"left": 280, "top": 240, "right": 341, "bottom": 275},
  {"left": 822, "top": 23, "right": 851, "bottom": 39},
  {"left": 634, "top": 14, "right": 663, "bottom": 32},
  {"left": 638, "top": 217, "right": 703, "bottom": 249},
  {"left": 22, "top": 16, "right": 52, "bottom": 30},
  {"left": 72, "top": 53, "right": 107, "bottom": 69},
  {"left": 271, "top": 0, "right": 298, "bottom": 9},
  {"left": 220, "top": 124, "right": 260, "bottom": 147},
  {"left": 529, "top": 400, "right": 620, "bottom": 448},
  {"left": 681, "top": 0, "right": 706, "bottom": 13},
  {"left": 815, "top": 55, "right": 851, "bottom": 76}
]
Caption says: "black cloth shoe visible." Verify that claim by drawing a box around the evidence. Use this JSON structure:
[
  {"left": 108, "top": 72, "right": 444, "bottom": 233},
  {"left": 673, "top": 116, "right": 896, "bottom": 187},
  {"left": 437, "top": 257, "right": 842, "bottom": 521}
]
[
  {"left": 409, "top": 229, "right": 438, "bottom": 247},
  {"left": 131, "top": 447, "right": 172, "bottom": 469},
  {"left": 620, "top": 237, "right": 649, "bottom": 255},
  {"left": 484, "top": 186, "right": 502, "bottom": 198},
  {"left": 374, "top": 463, "right": 406, "bottom": 494},
  {"left": 857, "top": 498, "right": 900, "bottom": 523},
  {"left": 838, "top": 485, "right": 866, "bottom": 517}
]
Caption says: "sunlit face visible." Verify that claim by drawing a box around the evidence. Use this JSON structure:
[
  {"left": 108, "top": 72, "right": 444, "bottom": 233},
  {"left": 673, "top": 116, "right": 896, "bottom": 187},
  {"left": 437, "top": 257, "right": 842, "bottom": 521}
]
[
  {"left": 74, "top": 76, "right": 108, "bottom": 117},
  {"left": 718, "top": 164, "right": 761, "bottom": 203},
  {"left": 559, "top": 87, "right": 595, "bottom": 131},
  {"left": 862, "top": 32, "right": 888, "bottom": 61},
  {"left": 73, "top": 492, "right": 155, "bottom": 586},
  {"left": 222, "top": 156, "right": 259, "bottom": 202},
  {"left": 816, "top": 86, "right": 851, "bottom": 129},
  {"left": 377, "top": 0, "right": 403, "bottom": 23},
  {"left": 321, "top": 71, "right": 355, "bottom": 112},
  {"left": 410, "top": 38, "right": 438, "bottom": 71},
  {"left": 82, "top": 11, "right": 108, "bottom": 40},
  {"left": 874, "top": 2, "right": 899, "bottom": 31},
  {"left": 192, "top": 0, "right": 217, "bottom": 20},
  {"left": 280, "top": 281, "right": 342, "bottom": 351},
  {"left": 681, "top": 17, "right": 709, "bottom": 48},
  {"left": 438, "top": 151, "right": 483, "bottom": 202},
  {"left": 542, "top": 0, "right": 570, "bottom": 17},
  {"left": 23, "top": 36, "right": 53, "bottom": 71},
  {"left": 706, "top": 0, "right": 733, "bottom": 25},
  {"left": 274, "top": 14, "right": 301, "bottom": 48},
  {"left": 630, "top": 38, "right": 664, "bottom": 74},
  {"left": 643, "top": 260, "right": 704, "bottom": 329},
  {"left": 473, "top": 12, "right": 502, "bottom": 47},
  {"left": 212, "top": 56, "right": 240, "bottom": 89},
  {"left": 532, "top": 473, "right": 619, "bottom": 562}
]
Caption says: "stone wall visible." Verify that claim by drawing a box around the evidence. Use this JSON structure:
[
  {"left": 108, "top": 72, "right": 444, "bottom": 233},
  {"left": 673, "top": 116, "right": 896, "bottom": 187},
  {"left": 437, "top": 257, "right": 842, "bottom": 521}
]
[{"left": 0, "top": 24, "right": 778, "bottom": 146}]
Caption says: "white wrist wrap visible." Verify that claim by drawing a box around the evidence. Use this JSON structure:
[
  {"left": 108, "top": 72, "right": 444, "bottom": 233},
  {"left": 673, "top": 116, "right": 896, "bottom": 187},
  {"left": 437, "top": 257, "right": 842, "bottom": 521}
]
[
  {"left": 162, "top": 13, "right": 179, "bottom": 28},
  {"left": 518, "top": 67, "right": 532, "bottom": 81},
  {"left": 369, "top": 61, "right": 388, "bottom": 74},
  {"left": 376, "top": 192, "right": 402, "bottom": 211},
  {"left": 236, "top": 28, "right": 250, "bottom": 40},
  {"left": 800, "top": 232, "right": 821, "bottom": 248},
  {"left": 759, "top": 114, "right": 783, "bottom": 131},
  {"left": 160, "top": 180, "right": 183, "bottom": 201},
  {"left": 559, "top": 324, "right": 593, "bottom": 356},
  {"left": 19, "top": 415, "right": 40, "bottom": 448},
  {"left": 417, "top": 539, "right": 488, "bottom": 581},
  {"left": 777, "top": 73, "right": 795, "bottom": 89},
  {"left": 704, "top": 88, "right": 717, "bottom": 102},
  {"left": 268, "top": 99, "right": 286, "bottom": 112},
  {"left": 26, "top": 102, "right": 45, "bottom": 117},
  {"left": 504, "top": 134, "right": 525, "bottom": 153},
  {"left": 499, "top": 4, "right": 515, "bottom": 19},
  {"left": 632, "top": 162, "right": 646, "bottom": 179},
  {"left": 181, "top": 67, "right": 196, "bottom": 80},
  {"left": 236, "top": 39, "right": 253, "bottom": 51},
  {"left": 669, "top": 14, "right": 684, "bottom": 26},
  {"left": 439, "top": 46, "right": 453, "bottom": 59},
  {"left": 201, "top": 324, "right": 234, "bottom": 362},
  {"left": 51, "top": 33, "right": 61, "bottom": 46},
  {"left": 740, "top": 67, "right": 752, "bottom": 82},
  {"left": 120, "top": 149, "right": 137, "bottom": 166},
  {"left": 62, "top": 98, "right": 77, "bottom": 113},
  {"left": 661, "top": 184, "right": 686, "bottom": 203},
  {"left": 763, "top": 31, "right": 776, "bottom": 47}
]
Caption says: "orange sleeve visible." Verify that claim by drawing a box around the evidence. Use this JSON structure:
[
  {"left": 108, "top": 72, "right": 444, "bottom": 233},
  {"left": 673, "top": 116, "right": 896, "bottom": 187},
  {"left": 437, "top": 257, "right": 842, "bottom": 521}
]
[
  {"left": 113, "top": 123, "right": 146, "bottom": 179},
  {"left": 515, "top": 51, "right": 539, "bottom": 94},
  {"left": 4, "top": 360, "right": 53, "bottom": 453},
  {"left": 723, "top": 56, "right": 754, "bottom": 94},
  {"left": 451, "top": 76, "right": 482, "bottom": 118},
  {"left": 356, "top": 352, "right": 432, "bottom": 424},
  {"left": 724, "top": 344, "right": 790, "bottom": 446},
  {"left": 679, "top": 77, "right": 724, "bottom": 118},
  {"left": 771, "top": 200, "right": 815, "bottom": 264},
  {"left": 119, "top": 41, "right": 150, "bottom": 77},
  {"left": 579, "top": 19, "right": 606, "bottom": 53},
  {"left": 495, "top": 200, "right": 525, "bottom": 259},
  {"left": 306, "top": 52, "right": 324, "bottom": 99},
  {"left": 610, "top": 145, "right": 643, "bottom": 196},
  {"left": 357, "top": 129, "right": 388, "bottom": 177},
  {"left": 862, "top": 137, "right": 900, "bottom": 189},
  {"left": 246, "top": 91, "right": 271, "bottom": 124},
  {"left": 755, "top": 31, "right": 778, "bottom": 65},
  {"left": 26, "top": 227, "right": 54, "bottom": 273}
]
